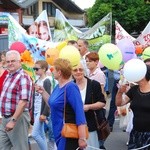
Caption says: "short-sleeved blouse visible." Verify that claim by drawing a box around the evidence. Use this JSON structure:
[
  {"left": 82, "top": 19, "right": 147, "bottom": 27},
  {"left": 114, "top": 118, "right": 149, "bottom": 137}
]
[{"left": 126, "top": 85, "right": 150, "bottom": 131}]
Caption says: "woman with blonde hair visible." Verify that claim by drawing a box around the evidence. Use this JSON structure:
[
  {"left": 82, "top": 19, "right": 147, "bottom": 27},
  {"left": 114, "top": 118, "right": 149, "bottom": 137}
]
[
  {"left": 72, "top": 62, "right": 106, "bottom": 150},
  {"left": 35, "top": 58, "right": 87, "bottom": 150}
]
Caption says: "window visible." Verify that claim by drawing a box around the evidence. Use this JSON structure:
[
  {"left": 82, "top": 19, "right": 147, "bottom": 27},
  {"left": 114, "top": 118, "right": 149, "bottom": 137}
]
[
  {"left": 24, "top": 3, "right": 38, "bottom": 16},
  {"left": 43, "top": 2, "right": 57, "bottom": 17}
]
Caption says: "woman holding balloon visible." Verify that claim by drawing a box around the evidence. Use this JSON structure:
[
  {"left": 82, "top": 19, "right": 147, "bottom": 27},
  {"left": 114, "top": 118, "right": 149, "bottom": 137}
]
[{"left": 116, "top": 59, "right": 150, "bottom": 150}]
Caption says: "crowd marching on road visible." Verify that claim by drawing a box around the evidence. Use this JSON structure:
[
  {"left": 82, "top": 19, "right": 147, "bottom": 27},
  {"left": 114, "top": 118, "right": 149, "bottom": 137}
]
[{"left": 0, "top": 39, "right": 150, "bottom": 150}]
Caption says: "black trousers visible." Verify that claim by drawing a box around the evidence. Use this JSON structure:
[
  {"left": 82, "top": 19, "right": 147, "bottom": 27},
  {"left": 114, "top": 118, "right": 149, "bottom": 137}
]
[{"left": 65, "top": 138, "right": 81, "bottom": 150}]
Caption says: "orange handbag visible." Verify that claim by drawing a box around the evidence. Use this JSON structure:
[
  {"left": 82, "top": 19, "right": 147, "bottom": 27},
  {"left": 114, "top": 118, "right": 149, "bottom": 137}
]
[
  {"left": 61, "top": 123, "right": 89, "bottom": 139},
  {"left": 61, "top": 87, "right": 89, "bottom": 139}
]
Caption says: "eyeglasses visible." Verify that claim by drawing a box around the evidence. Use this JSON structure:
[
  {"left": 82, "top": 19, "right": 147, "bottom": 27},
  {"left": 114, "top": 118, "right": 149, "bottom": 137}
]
[
  {"left": 72, "top": 68, "right": 84, "bottom": 72},
  {"left": 33, "top": 67, "right": 41, "bottom": 71},
  {"left": 6, "top": 60, "right": 19, "bottom": 64}
]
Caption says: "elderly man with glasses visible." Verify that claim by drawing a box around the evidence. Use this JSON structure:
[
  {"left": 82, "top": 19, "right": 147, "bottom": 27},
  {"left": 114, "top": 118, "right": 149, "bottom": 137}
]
[{"left": 0, "top": 50, "right": 33, "bottom": 150}]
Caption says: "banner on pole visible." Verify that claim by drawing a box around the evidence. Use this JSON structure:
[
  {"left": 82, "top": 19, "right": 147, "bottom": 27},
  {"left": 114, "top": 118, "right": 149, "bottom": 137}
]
[
  {"left": 79, "top": 13, "right": 112, "bottom": 51},
  {"left": 53, "top": 9, "right": 82, "bottom": 42}
]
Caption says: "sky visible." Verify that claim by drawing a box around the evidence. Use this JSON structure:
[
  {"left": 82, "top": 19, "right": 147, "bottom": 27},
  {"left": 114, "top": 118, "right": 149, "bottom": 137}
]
[{"left": 72, "top": 0, "right": 96, "bottom": 9}]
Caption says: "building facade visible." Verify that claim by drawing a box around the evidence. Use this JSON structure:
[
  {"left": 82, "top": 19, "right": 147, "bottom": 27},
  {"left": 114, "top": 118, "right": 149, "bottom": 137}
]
[{"left": 0, "top": 0, "right": 85, "bottom": 50}]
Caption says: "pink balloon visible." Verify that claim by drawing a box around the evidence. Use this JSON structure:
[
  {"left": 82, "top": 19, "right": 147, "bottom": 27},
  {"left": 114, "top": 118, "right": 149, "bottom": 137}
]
[
  {"left": 117, "top": 38, "right": 135, "bottom": 62},
  {"left": 10, "top": 41, "right": 26, "bottom": 54}
]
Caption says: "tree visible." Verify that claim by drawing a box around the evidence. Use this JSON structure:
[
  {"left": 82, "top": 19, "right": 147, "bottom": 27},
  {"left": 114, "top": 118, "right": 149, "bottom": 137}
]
[{"left": 87, "top": 0, "right": 150, "bottom": 34}]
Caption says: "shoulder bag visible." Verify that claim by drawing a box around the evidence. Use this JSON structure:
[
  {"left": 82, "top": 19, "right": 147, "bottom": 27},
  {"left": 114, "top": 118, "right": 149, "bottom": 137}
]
[
  {"left": 91, "top": 80, "right": 110, "bottom": 140},
  {"left": 61, "top": 86, "right": 89, "bottom": 139}
]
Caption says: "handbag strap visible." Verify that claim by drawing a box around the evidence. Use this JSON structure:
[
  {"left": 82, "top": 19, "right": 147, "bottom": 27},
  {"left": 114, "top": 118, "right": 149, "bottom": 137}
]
[
  {"left": 91, "top": 80, "right": 100, "bottom": 128},
  {"left": 63, "top": 86, "right": 67, "bottom": 123}
]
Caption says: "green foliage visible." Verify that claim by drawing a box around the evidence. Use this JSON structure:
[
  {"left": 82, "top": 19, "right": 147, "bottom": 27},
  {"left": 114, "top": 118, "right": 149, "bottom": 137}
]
[{"left": 87, "top": 0, "right": 150, "bottom": 34}]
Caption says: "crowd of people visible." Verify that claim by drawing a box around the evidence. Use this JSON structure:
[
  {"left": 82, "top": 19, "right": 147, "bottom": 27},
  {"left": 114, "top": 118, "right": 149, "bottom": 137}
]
[{"left": 0, "top": 38, "right": 150, "bottom": 150}]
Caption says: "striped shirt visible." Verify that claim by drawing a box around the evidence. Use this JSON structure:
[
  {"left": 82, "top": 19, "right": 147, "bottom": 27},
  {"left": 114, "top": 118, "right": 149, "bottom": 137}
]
[{"left": 0, "top": 68, "right": 33, "bottom": 116}]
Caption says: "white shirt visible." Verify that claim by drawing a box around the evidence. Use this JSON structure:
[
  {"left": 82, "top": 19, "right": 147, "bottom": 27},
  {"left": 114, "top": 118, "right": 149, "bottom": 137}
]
[
  {"left": 80, "top": 83, "right": 87, "bottom": 104},
  {"left": 34, "top": 79, "right": 44, "bottom": 114}
]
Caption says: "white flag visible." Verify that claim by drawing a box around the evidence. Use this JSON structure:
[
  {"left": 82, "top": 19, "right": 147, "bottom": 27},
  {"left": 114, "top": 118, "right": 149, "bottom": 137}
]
[
  {"left": 115, "top": 21, "right": 136, "bottom": 44},
  {"left": 27, "top": 10, "right": 52, "bottom": 42},
  {"left": 53, "top": 9, "right": 82, "bottom": 42},
  {"left": 134, "top": 21, "right": 150, "bottom": 47}
]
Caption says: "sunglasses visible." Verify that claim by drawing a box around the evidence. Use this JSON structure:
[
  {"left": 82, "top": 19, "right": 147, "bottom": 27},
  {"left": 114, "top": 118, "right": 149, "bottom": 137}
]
[
  {"left": 86, "top": 60, "right": 94, "bottom": 63},
  {"left": 33, "top": 67, "right": 41, "bottom": 71},
  {"left": 73, "top": 68, "right": 84, "bottom": 72}
]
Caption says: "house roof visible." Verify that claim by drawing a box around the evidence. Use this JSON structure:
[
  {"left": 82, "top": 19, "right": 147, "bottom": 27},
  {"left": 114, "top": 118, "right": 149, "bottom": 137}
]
[
  {"left": 52, "top": 0, "right": 84, "bottom": 14},
  {"left": 0, "top": 0, "right": 84, "bottom": 14},
  {"left": 0, "top": 0, "right": 20, "bottom": 10},
  {"left": 11, "top": 0, "right": 38, "bottom": 9}
]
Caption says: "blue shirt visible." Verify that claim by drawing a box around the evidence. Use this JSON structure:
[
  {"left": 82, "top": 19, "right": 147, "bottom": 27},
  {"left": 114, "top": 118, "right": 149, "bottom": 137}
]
[
  {"left": 113, "top": 71, "right": 120, "bottom": 80},
  {"left": 48, "top": 81, "right": 86, "bottom": 150}
]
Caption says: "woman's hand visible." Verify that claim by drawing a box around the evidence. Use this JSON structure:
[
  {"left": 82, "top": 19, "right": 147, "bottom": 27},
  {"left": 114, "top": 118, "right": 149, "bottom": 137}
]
[
  {"left": 35, "top": 84, "right": 45, "bottom": 94},
  {"left": 84, "top": 105, "right": 90, "bottom": 112},
  {"left": 78, "top": 138, "right": 87, "bottom": 149},
  {"left": 118, "top": 84, "right": 128, "bottom": 94},
  {"left": 39, "top": 115, "right": 46, "bottom": 122}
]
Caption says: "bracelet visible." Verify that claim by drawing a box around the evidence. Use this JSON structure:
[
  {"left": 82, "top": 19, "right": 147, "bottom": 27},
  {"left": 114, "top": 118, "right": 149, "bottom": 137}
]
[{"left": 79, "top": 138, "right": 87, "bottom": 142}]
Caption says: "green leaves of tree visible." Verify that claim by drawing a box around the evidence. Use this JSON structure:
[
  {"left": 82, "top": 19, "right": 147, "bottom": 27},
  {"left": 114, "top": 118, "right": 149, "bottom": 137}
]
[{"left": 87, "top": 0, "right": 150, "bottom": 34}]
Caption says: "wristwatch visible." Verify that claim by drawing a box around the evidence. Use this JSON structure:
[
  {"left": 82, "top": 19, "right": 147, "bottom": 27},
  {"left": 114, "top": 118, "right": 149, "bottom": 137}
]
[
  {"left": 10, "top": 118, "right": 17, "bottom": 123},
  {"left": 79, "top": 138, "right": 87, "bottom": 142}
]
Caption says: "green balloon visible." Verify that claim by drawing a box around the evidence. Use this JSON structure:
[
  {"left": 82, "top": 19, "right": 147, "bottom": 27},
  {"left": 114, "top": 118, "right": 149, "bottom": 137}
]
[
  {"left": 142, "top": 47, "right": 150, "bottom": 60},
  {"left": 98, "top": 43, "right": 123, "bottom": 70}
]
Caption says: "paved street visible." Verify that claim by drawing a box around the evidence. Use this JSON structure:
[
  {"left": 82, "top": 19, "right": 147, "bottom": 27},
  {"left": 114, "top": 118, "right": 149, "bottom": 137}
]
[
  {"left": 104, "top": 119, "right": 128, "bottom": 150},
  {"left": 103, "top": 95, "right": 128, "bottom": 150},
  {"left": 30, "top": 122, "right": 128, "bottom": 150}
]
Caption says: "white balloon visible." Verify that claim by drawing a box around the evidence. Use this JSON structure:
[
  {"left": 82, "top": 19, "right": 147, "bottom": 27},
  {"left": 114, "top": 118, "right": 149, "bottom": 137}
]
[{"left": 123, "top": 59, "right": 147, "bottom": 82}]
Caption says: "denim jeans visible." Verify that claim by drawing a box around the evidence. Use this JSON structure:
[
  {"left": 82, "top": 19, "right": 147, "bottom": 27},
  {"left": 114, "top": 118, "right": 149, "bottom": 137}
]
[
  {"left": 32, "top": 113, "right": 48, "bottom": 150},
  {"left": 44, "top": 113, "right": 55, "bottom": 141},
  {"left": 107, "top": 79, "right": 119, "bottom": 127},
  {"left": 104, "top": 69, "right": 109, "bottom": 92}
]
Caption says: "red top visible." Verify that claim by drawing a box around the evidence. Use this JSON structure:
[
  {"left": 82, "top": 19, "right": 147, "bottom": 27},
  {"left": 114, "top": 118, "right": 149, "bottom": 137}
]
[{"left": 0, "top": 70, "right": 8, "bottom": 94}]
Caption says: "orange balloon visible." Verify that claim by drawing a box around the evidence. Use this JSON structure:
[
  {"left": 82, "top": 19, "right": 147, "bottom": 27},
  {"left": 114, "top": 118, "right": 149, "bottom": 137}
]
[
  {"left": 45, "top": 48, "right": 60, "bottom": 66},
  {"left": 135, "top": 45, "right": 143, "bottom": 55}
]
